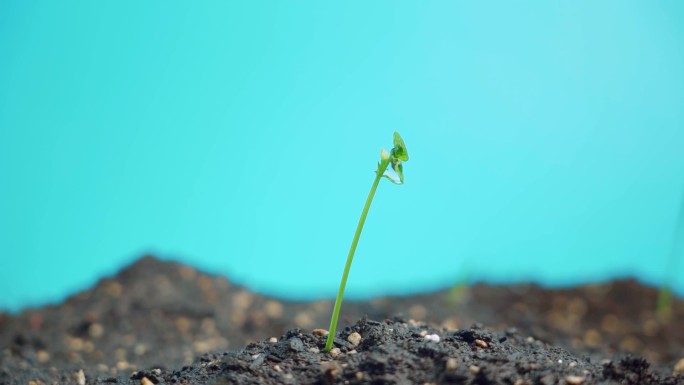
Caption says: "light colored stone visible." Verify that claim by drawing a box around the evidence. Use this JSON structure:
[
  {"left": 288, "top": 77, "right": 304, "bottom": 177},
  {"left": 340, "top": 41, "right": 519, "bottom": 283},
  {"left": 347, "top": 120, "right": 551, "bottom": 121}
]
[
  {"left": 320, "top": 361, "right": 342, "bottom": 378},
  {"left": 294, "top": 312, "right": 313, "bottom": 328},
  {"left": 565, "top": 375, "right": 586, "bottom": 385},
  {"left": 232, "top": 291, "right": 253, "bottom": 309},
  {"left": 175, "top": 317, "right": 191, "bottom": 333},
  {"left": 36, "top": 350, "right": 50, "bottom": 363},
  {"left": 134, "top": 343, "right": 146, "bottom": 355},
  {"left": 329, "top": 348, "right": 341, "bottom": 358},
  {"left": 105, "top": 281, "right": 123, "bottom": 297},
  {"left": 469, "top": 365, "right": 480, "bottom": 374},
  {"left": 75, "top": 369, "right": 86, "bottom": 385},
  {"left": 347, "top": 332, "right": 362, "bottom": 346},
  {"left": 475, "top": 339, "right": 488, "bottom": 348},
  {"left": 312, "top": 329, "right": 329, "bottom": 336},
  {"left": 424, "top": 334, "right": 440, "bottom": 343},
  {"left": 409, "top": 304, "right": 427, "bottom": 320},
  {"left": 88, "top": 323, "right": 104, "bottom": 338},
  {"left": 309, "top": 347, "right": 320, "bottom": 354},
  {"left": 446, "top": 358, "right": 458, "bottom": 371},
  {"left": 140, "top": 377, "right": 154, "bottom": 385},
  {"left": 178, "top": 266, "right": 197, "bottom": 281},
  {"left": 264, "top": 301, "right": 283, "bottom": 318},
  {"left": 583, "top": 329, "right": 601, "bottom": 347},
  {"left": 269, "top": 337, "right": 278, "bottom": 343},
  {"left": 674, "top": 358, "right": 684, "bottom": 376}
]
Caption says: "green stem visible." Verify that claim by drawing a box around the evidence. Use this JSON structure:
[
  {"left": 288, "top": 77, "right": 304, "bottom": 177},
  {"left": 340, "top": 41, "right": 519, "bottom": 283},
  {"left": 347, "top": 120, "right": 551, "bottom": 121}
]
[{"left": 324, "top": 160, "right": 390, "bottom": 351}]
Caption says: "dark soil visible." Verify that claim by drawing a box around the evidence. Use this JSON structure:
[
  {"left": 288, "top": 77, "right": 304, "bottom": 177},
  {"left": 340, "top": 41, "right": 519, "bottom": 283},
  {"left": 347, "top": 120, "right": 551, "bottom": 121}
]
[{"left": 1, "top": 256, "right": 682, "bottom": 384}]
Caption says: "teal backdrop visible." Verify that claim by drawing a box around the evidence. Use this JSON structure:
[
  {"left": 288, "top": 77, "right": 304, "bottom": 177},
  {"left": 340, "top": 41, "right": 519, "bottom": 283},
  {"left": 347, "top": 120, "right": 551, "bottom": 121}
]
[{"left": 1, "top": 1, "right": 683, "bottom": 312}]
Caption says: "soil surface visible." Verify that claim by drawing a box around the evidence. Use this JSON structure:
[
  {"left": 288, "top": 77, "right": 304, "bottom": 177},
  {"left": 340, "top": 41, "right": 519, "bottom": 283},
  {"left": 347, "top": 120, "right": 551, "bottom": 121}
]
[{"left": 1, "top": 256, "right": 683, "bottom": 384}]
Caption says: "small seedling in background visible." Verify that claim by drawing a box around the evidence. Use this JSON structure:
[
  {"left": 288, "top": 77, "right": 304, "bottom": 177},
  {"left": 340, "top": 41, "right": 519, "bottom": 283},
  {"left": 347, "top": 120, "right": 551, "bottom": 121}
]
[
  {"left": 657, "top": 191, "right": 684, "bottom": 322},
  {"left": 324, "top": 132, "right": 409, "bottom": 352},
  {"left": 445, "top": 266, "right": 471, "bottom": 307},
  {"left": 656, "top": 287, "right": 673, "bottom": 321}
]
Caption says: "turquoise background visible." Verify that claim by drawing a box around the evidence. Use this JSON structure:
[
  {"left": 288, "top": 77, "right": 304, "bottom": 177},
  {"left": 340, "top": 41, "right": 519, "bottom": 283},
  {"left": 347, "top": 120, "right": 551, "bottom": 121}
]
[{"left": 1, "top": 2, "right": 683, "bottom": 312}]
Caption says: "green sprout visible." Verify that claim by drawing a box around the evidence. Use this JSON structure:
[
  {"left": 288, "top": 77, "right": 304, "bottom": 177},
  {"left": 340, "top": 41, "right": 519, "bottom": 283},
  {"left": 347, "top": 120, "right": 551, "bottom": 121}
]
[
  {"left": 445, "top": 265, "right": 471, "bottom": 307},
  {"left": 324, "top": 132, "right": 409, "bottom": 352},
  {"left": 657, "top": 191, "right": 684, "bottom": 322}
]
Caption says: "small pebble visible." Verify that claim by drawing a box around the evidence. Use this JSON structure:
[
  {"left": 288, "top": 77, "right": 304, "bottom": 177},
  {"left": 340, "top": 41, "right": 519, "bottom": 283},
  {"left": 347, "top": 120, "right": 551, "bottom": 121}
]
[
  {"left": 140, "top": 377, "right": 154, "bottom": 385},
  {"left": 348, "top": 349, "right": 357, "bottom": 354},
  {"left": 474, "top": 339, "right": 488, "bottom": 348},
  {"left": 294, "top": 312, "right": 313, "bottom": 328},
  {"left": 446, "top": 358, "right": 458, "bottom": 371},
  {"left": 355, "top": 372, "right": 364, "bottom": 380},
  {"left": 347, "top": 332, "right": 362, "bottom": 346},
  {"left": 134, "top": 343, "right": 146, "bottom": 355},
  {"left": 469, "top": 365, "right": 481, "bottom": 374},
  {"left": 329, "top": 348, "right": 341, "bottom": 358},
  {"left": 320, "top": 361, "right": 342, "bottom": 378},
  {"left": 309, "top": 347, "right": 320, "bottom": 354},
  {"left": 424, "top": 334, "right": 440, "bottom": 343},
  {"left": 274, "top": 364, "right": 282, "bottom": 372},
  {"left": 88, "top": 323, "right": 104, "bottom": 338},
  {"left": 269, "top": 337, "right": 278, "bottom": 343},
  {"left": 312, "top": 329, "right": 329, "bottom": 336},
  {"left": 409, "top": 304, "right": 427, "bottom": 319},
  {"left": 564, "top": 375, "right": 586, "bottom": 385},
  {"left": 674, "top": 358, "right": 684, "bottom": 376},
  {"left": 264, "top": 300, "right": 283, "bottom": 318},
  {"left": 75, "top": 369, "right": 86, "bottom": 385},
  {"left": 37, "top": 350, "right": 50, "bottom": 363}
]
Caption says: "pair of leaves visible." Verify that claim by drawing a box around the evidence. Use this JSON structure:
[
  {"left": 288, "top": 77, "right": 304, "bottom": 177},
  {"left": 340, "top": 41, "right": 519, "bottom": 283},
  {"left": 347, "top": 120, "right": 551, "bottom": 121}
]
[{"left": 382, "top": 132, "right": 409, "bottom": 184}]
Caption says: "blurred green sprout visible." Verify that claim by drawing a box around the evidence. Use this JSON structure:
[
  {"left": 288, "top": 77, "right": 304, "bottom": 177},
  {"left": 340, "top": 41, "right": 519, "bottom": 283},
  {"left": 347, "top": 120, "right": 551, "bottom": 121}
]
[
  {"left": 324, "top": 132, "right": 409, "bottom": 352},
  {"left": 657, "top": 192, "right": 683, "bottom": 322}
]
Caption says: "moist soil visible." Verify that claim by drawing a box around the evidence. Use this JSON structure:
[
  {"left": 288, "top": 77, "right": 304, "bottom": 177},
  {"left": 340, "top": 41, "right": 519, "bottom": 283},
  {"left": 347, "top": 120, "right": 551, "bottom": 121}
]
[{"left": 1, "top": 256, "right": 682, "bottom": 384}]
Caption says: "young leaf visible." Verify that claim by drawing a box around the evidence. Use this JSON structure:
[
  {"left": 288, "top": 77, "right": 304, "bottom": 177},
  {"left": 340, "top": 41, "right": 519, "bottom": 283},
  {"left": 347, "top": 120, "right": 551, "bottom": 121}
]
[
  {"left": 391, "top": 131, "right": 409, "bottom": 161},
  {"left": 382, "top": 163, "right": 403, "bottom": 184}
]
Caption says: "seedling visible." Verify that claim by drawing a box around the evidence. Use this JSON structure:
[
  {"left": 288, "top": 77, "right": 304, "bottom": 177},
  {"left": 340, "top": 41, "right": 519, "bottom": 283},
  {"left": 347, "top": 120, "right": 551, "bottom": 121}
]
[
  {"left": 324, "top": 132, "right": 409, "bottom": 352},
  {"left": 445, "top": 265, "right": 471, "bottom": 307},
  {"left": 657, "top": 191, "right": 684, "bottom": 322}
]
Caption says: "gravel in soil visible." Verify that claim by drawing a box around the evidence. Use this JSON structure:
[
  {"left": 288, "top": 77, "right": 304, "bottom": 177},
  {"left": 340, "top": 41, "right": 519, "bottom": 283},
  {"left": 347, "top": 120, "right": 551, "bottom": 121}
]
[{"left": 1, "top": 256, "right": 683, "bottom": 384}]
